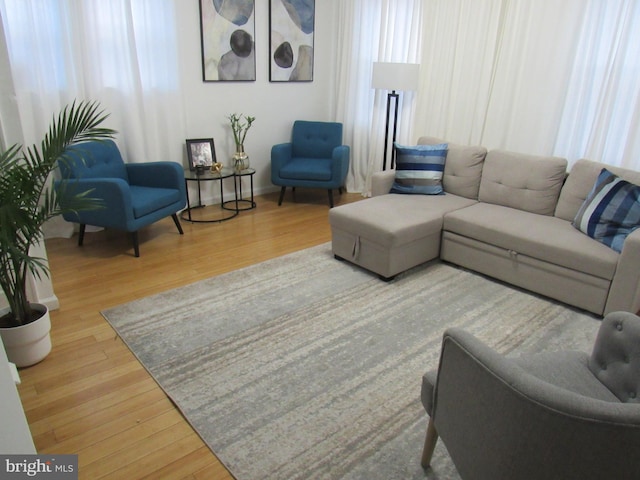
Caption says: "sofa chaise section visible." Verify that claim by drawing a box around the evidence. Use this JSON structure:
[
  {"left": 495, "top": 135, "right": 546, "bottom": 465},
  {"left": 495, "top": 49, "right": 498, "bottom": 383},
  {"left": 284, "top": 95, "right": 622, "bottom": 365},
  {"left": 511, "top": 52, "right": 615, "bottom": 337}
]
[
  {"left": 331, "top": 194, "right": 477, "bottom": 280},
  {"left": 330, "top": 140, "right": 487, "bottom": 280}
]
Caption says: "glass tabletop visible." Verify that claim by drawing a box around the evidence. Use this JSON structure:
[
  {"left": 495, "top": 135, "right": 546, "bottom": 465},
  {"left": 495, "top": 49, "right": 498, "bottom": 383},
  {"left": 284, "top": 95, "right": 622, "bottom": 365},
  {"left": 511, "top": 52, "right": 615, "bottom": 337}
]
[
  {"left": 184, "top": 167, "right": 235, "bottom": 180},
  {"left": 234, "top": 167, "right": 256, "bottom": 176}
]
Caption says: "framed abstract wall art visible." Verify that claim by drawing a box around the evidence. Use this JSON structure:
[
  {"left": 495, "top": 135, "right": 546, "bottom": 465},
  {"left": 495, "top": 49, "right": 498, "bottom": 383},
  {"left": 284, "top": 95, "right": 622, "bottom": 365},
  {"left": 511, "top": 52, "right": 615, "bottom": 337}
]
[
  {"left": 269, "top": 0, "right": 315, "bottom": 82},
  {"left": 199, "top": 0, "right": 256, "bottom": 81}
]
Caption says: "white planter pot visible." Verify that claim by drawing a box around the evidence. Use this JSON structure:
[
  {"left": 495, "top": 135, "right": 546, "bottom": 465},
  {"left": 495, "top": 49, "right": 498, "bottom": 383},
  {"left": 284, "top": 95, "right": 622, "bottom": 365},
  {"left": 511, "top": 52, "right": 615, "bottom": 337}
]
[{"left": 0, "top": 304, "right": 52, "bottom": 368}]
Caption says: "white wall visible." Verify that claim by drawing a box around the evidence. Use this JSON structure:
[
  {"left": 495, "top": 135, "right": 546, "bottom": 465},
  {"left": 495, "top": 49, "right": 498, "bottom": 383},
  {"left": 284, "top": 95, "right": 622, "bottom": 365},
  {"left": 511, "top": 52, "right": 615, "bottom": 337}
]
[
  {"left": 0, "top": 341, "right": 36, "bottom": 454},
  {"left": 175, "top": 2, "right": 339, "bottom": 201}
]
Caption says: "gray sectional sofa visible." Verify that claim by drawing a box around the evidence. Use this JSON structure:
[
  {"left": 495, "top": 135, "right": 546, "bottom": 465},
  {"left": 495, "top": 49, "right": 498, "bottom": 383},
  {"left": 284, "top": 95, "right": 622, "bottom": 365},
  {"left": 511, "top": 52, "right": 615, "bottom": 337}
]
[{"left": 329, "top": 137, "right": 640, "bottom": 316}]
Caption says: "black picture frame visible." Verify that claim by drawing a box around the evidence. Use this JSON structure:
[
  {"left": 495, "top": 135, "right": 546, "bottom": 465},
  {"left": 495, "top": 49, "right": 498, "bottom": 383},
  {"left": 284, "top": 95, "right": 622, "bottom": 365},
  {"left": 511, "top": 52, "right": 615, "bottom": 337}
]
[
  {"left": 199, "top": 0, "right": 256, "bottom": 82},
  {"left": 186, "top": 138, "right": 216, "bottom": 171},
  {"left": 269, "top": 0, "right": 315, "bottom": 82}
]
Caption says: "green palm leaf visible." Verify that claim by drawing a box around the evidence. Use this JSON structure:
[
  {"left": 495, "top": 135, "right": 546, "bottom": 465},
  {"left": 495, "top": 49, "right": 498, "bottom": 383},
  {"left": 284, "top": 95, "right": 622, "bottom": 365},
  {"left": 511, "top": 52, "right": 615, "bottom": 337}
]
[{"left": 0, "top": 101, "right": 116, "bottom": 326}]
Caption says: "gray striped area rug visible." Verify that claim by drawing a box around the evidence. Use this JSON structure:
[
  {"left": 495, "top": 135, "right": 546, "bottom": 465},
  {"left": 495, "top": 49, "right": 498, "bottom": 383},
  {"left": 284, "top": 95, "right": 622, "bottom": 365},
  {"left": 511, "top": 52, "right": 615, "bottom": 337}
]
[{"left": 102, "top": 243, "right": 600, "bottom": 479}]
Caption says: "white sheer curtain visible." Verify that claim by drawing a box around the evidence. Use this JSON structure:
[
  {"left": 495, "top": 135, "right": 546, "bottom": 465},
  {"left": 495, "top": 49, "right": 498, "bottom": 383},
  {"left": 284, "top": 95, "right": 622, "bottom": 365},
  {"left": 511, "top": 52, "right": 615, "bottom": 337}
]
[
  {"left": 414, "top": 0, "right": 507, "bottom": 146},
  {"left": 333, "top": 0, "right": 423, "bottom": 194},
  {"left": 413, "top": 0, "right": 640, "bottom": 170},
  {"left": 0, "top": 0, "right": 185, "bottom": 162},
  {"left": 554, "top": 0, "right": 640, "bottom": 169}
]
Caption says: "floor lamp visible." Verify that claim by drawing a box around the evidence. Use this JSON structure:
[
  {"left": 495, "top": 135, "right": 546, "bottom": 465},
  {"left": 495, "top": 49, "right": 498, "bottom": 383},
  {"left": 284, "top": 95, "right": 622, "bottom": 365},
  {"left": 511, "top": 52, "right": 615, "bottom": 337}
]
[{"left": 372, "top": 62, "right": 420, "bottom": 170}]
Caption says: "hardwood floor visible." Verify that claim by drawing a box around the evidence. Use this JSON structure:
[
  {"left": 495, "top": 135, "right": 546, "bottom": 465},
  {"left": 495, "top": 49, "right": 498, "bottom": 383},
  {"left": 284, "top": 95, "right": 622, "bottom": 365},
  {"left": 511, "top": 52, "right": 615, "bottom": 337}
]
[{"left": 17, "top": 190, "right": 362, "bottom": 479}]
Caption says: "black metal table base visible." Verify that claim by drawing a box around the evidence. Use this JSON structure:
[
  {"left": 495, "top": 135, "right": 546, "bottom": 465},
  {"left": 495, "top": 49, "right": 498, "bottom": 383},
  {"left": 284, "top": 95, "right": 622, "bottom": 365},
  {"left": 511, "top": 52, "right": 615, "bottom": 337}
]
[
  {"left": 222, "top": 168, "right": 256, "bottom": 212},
  {"left": 180, "top": 204, "right": 238, "bottom": 223},
  {"left": 182, "top": 167, "right": 255, "bottom": 222}
]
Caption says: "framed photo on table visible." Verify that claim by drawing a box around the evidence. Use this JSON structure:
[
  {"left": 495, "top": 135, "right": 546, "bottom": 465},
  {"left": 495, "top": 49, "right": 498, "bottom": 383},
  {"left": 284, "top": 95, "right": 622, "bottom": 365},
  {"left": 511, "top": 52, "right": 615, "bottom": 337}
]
[{"left": 186, "top": 138, "right": 216, "bottom": 171}]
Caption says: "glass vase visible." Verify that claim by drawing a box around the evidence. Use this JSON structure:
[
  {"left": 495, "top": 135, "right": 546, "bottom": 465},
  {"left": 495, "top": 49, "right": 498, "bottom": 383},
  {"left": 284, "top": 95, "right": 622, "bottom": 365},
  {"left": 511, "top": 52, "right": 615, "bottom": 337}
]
[{"left": 232, "top": 144, "right": 249, "bottom": 172}]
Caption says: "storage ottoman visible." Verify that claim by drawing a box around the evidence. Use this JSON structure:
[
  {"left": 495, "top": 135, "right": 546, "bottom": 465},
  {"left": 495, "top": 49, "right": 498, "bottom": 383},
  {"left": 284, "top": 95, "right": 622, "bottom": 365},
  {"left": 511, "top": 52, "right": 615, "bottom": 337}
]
[{"left": 329, "top": 193, "right": 476, "bottom": 280}]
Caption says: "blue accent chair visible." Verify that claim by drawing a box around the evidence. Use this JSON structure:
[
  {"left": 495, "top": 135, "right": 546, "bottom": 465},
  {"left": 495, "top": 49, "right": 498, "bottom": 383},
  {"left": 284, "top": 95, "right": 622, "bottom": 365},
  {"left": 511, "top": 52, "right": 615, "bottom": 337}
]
[
  {"left": 271, "top": 121, "right": 350, "bottom": 207},
  {"left": 55, "top": 140, "right": 186, "bottom": 257}
]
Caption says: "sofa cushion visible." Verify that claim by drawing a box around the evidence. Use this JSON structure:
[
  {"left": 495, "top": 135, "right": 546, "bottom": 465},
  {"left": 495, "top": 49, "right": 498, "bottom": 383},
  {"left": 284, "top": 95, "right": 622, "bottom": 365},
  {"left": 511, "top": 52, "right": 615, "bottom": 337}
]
[
  {"left": 573, "top": 169, "right": 640, "bottom": 253},
  {"left": 418, "top": 137, "right": 487, "bottom": 199},
  {"left": 390, "top": 143, "right": 448, "bottom": 195},
  {"left": 478, "top": 150, "right": 567, "bottom": 215},
  {"left": 443, "top": 202, "right": 619, "bottom": 279},
  {"left": 556, "top": 159, "right": 640, "bottom": 222}
]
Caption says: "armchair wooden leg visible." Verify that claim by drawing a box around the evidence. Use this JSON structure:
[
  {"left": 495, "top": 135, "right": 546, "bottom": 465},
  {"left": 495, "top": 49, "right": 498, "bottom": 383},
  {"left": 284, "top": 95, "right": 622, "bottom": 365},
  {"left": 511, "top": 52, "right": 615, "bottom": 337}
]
[
  {"left": 328, "top": 189, "right": 334, "bottom": 208},
  {"left": 171, "top": 213, "right": 184, "bottom": 234},
  {"left": 78, "top": 224, "right": 86, "bottom": 246},
  {"left": 421, "top": 417, "right": 439, "bottom": 469},
  {"left": 131, "top": 231, "right": 140, "bottom": 257},
  {"left": 278, "top": 187, "right": 286, "bottom": 206}
]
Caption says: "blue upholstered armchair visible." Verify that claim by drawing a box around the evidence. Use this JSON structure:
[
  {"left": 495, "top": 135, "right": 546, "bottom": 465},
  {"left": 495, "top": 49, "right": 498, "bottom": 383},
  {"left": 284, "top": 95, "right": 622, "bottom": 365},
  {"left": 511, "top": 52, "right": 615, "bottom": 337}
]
[
  {"left": 55, "top": 140, "right": 186, "bottom": 257},
  {"left": 271, "top": 121, "right": 350, "bottom": 207}
]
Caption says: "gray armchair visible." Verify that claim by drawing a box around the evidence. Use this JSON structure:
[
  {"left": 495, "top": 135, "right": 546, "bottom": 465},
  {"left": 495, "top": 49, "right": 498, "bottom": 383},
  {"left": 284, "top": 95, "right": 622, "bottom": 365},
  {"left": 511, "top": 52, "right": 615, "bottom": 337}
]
[{"left": 421, "top": 311, "right": 640, "bottom": 480}]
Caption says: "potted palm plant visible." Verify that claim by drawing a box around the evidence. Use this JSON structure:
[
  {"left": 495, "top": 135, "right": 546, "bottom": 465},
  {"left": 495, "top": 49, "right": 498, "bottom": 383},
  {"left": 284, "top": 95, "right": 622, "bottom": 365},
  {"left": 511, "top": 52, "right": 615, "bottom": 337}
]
[{"left": 0, "top": 100, "right": 115, "bottom": 367}]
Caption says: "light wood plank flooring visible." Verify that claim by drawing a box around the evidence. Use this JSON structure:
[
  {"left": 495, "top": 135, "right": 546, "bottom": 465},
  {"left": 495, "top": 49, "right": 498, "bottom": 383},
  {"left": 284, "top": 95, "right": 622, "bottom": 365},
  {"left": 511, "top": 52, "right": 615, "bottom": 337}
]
[{"left": 17, "top": 189, "right": 362, "bottom": 479}]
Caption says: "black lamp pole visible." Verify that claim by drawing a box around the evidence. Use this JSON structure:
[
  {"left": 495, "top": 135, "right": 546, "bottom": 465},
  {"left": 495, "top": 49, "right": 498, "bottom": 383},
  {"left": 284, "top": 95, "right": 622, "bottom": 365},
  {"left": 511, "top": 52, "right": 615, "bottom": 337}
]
[{"left": 382, "top": 90, "right": 399, "bottom": 170}]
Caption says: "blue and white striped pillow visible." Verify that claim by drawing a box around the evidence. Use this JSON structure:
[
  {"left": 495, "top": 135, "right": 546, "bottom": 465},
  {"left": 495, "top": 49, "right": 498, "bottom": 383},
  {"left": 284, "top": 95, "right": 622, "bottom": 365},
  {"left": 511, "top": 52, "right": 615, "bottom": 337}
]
[
  {"left": 390, "top": 143, "right": 448, "bottom": 195},
  {"left": 573, "top": 168, "right": 640, "bottom": 253}
]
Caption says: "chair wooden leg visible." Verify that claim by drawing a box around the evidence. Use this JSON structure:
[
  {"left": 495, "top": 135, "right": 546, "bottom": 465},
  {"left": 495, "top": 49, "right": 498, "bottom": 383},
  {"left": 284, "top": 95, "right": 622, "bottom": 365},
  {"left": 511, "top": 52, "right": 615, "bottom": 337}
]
[
  {"left": 131, "top": 231, "right": 140, "bottom": 257},
  {"left": 171, "top": 213, "right": 184, "bottom": 234},
  {"left": 78, "top": 224, "right": 86, "bottom": 246},
  {"left": 328, "top": 189, "right": 334, "bottom": 208},
  {"left": 278, "top": 187, "right": 286, "bottom": 206},
  {"left": 421, "top": 417, "right": 439, "bottom": 468}
]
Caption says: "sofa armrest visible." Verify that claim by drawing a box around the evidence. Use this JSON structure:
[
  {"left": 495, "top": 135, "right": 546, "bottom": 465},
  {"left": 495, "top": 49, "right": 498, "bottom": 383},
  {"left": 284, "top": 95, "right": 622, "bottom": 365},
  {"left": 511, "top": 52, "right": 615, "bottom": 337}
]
[
  {"left": 371, "top": 170, "right": 395, "bottom": 196},
  {"left": 605, "top": 229, "right": 640, "bottom": 315}
]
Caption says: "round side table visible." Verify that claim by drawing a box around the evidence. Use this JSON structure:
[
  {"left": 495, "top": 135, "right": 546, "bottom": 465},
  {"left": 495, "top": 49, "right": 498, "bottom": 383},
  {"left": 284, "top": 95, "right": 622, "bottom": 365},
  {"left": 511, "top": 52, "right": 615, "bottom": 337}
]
[
  {"left": 182, "top": 167, "right": 238, "bottom": 222},
  {"left": 223, "top": 168, "right": 256, "bottom": 212}
]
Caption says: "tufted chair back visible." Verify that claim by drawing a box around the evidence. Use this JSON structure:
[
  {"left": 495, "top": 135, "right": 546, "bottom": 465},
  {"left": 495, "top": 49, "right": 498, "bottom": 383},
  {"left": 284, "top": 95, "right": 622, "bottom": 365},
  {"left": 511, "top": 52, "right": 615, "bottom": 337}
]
[
  {"left": 291, "top": 121, "right": 343, "bottom": 159},
  {"left": 589, "top": 311, "right": 640, "bottom": 403},
  {"left": 59, "top": 139, "right": 129, "bottom": 182},
  {"left": 271, "top": 120, "right": 350, "bottom": 207}
]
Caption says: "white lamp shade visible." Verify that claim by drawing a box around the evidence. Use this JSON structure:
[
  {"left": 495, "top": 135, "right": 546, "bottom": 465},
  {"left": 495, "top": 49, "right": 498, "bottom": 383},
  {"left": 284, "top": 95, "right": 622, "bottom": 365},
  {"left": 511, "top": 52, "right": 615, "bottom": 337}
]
[{"left": 372, "top": 62, "right": 420, "bottom": 91}]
